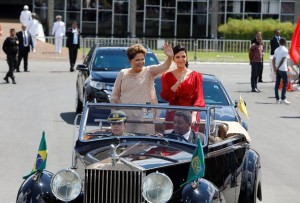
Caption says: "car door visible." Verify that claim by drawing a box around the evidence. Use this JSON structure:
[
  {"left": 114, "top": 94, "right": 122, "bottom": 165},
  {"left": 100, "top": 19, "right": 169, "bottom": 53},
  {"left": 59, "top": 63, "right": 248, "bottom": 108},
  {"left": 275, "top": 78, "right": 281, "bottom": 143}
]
[{"left": 205, "top": 135, "right": 247, "bottom": 203}]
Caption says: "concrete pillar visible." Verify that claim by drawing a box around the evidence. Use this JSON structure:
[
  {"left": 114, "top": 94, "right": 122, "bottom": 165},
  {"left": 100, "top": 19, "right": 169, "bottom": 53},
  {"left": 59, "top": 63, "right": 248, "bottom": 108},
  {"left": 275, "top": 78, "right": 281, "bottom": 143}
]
[
  {"left": 48, "top": 0, "right": 54, "bottom": 36},
  {"left": 129, "top": 0, "right": 136, "bottom": 38},
  {"left": 295, "top": 1, "right": 300, "bottom": 23},
  {"left": 210, "top": 0, "right": 218, "bottom": 39}
]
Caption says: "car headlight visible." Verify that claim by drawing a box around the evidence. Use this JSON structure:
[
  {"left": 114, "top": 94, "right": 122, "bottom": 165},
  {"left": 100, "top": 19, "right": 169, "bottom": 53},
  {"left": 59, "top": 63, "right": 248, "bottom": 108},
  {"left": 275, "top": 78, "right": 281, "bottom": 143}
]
[
  {"left": 51, "top": 169, "right": 82, "bottom": 201},
  {"left": 90, "top": 80, "right": 106, "bottom": 90},
  {"left": 142, "top": 172, "right": 173, "bottom": 203}
]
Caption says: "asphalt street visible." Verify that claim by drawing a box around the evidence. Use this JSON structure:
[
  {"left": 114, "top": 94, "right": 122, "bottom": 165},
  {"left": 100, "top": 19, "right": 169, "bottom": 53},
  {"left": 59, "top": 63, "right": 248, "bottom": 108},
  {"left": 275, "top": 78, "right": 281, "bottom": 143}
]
[{"left": 0, "top": 60, "right": 299, "bottom": 202}]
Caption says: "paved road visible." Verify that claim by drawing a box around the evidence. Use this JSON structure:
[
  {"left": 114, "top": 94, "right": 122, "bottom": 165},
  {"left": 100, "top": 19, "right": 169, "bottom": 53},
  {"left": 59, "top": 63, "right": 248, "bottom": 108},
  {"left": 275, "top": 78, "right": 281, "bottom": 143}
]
[{"left": 0, "top": 60, "right": 299, "bottom": 202}]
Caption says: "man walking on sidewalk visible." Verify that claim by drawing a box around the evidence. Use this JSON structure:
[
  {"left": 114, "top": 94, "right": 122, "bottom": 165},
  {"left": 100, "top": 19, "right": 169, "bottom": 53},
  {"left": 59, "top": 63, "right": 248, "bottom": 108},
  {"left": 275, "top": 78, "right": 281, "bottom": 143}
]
[
  {"left": 16, "top": 24, "right": 33, "bottom": 72},
  {"left": 66, "top": 21, "right": 80, "bottom": 72},
  {"left": 2, "top": 28, "right": 18, "bottom": 84}
]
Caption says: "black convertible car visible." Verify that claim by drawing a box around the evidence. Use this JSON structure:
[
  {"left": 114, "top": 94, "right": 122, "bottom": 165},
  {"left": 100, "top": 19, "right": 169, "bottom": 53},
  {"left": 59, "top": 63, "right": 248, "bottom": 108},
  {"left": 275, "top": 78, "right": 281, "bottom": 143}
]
[{"left": 17, "top": 103, "right": 262, "bottom": 203}]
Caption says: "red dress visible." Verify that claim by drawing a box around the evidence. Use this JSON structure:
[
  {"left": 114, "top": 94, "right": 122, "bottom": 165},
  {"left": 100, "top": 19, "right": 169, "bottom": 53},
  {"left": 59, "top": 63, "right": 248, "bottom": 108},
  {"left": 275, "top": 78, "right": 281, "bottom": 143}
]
[{"left": 160, "top": 71, "right": 205, "bottom": 130}]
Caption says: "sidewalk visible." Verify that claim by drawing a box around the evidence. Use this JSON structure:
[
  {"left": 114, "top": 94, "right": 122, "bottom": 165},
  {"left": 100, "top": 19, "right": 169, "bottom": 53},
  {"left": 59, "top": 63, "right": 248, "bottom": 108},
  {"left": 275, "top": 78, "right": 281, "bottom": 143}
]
[{"left": 0, "top": 21, "right": 69, "bottom": 61}]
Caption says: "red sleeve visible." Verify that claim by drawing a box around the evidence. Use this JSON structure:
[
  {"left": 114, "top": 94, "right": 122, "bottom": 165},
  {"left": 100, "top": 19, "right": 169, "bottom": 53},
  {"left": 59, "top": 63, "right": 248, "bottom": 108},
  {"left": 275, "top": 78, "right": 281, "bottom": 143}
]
[
  {"left": 193, "top": 73, "right": 205, "bottom": 107},
  {"left": 160, "top": 72, "right": 176, "bottom": 102}
]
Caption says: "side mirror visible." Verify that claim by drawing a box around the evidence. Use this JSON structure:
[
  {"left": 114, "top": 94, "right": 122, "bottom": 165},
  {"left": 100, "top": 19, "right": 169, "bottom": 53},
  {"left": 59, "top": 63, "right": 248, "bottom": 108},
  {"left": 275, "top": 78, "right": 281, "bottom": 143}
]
[
  {"left": 76, "top": 64, "right": 88, "bottom": 71},
  {"left": 234, "top": 100, "right": 246, "bottom": 108}
]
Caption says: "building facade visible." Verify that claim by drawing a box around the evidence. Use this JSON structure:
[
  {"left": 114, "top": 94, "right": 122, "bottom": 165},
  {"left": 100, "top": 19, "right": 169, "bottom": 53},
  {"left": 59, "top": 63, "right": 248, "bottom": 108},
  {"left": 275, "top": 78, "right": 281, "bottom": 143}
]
[{"left": 32, "top": 0, "right": 299, "bottom": 38}]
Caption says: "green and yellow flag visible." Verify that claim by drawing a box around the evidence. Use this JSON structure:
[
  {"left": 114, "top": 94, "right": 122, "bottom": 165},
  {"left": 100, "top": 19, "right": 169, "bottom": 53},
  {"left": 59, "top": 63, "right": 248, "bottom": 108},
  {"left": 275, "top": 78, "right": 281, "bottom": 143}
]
[
  {"left": 23, "top": 131, "right": 48, "bottom": 179},
  {"left": 238, "top": 94, "right": 249, "bottom": 119},
  {"left": 182, "top": 138, "right": 205, "bottom": 186}
]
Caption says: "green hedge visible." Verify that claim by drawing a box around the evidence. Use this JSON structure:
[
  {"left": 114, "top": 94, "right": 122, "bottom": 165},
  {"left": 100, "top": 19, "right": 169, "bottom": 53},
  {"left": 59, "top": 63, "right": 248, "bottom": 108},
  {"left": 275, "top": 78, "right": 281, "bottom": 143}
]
[{"left": 218, "top": 18, "right": 295, "bottom": 40}]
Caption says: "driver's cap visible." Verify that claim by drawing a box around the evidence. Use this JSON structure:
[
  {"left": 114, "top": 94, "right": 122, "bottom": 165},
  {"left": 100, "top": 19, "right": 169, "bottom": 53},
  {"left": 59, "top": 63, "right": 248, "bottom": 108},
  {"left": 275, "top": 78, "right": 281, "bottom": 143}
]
[{"left": 107, "top": 110, "right": 127, "bottom": 123}]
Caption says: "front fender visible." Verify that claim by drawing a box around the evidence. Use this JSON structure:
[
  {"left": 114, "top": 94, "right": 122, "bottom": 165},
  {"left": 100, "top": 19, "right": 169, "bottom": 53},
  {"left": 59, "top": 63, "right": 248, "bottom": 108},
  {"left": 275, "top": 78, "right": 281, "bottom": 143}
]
[
  {"left": 16, "top": 170, "right": 83, "bottom": 203},
  {"left": 182, "top": 178, "right": 224, "bottom": 203},
  {"left": 238, "top": 149, "right": 262, "bottom": 203},
  {"left": 16, "top": 171, "right": 60, "bottom": 203}
]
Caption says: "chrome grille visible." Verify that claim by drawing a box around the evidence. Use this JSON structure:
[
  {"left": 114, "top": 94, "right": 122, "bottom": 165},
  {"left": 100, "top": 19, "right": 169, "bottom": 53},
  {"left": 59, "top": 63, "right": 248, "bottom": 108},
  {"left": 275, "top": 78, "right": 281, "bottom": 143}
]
[{"left": 84, "top": 169, "right": 143, "bottom": 203}]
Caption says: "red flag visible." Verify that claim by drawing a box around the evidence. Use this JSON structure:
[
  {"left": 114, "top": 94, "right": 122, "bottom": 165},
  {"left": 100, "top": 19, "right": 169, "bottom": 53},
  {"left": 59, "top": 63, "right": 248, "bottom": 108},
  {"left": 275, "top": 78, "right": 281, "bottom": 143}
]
[{"left": 290, "top": 17, "right": 300, "bottom": 64}]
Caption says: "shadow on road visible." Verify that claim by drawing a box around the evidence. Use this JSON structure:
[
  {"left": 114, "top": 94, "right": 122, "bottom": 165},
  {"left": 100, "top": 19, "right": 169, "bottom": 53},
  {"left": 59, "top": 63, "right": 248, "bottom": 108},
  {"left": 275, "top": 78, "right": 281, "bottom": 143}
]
[
  {"left": 280, "top": 116, "right": 300, "bottom": 119},
  {"left": 60, "top": 112, "right": 78, "bottom": 125}
]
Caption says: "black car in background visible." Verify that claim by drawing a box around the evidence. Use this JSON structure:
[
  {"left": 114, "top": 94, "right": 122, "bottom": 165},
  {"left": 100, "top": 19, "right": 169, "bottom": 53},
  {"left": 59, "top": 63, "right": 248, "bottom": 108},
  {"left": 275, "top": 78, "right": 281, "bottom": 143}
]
[{"left": 75, "top": 44, "right": 159, "bottom": 113}]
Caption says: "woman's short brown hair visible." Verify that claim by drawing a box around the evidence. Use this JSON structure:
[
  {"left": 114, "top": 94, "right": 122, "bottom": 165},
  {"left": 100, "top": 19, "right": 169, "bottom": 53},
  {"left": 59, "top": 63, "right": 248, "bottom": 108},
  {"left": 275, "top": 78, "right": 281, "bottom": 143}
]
[{"left": 127, "top": 44, "right": 147, "bottom": 60}]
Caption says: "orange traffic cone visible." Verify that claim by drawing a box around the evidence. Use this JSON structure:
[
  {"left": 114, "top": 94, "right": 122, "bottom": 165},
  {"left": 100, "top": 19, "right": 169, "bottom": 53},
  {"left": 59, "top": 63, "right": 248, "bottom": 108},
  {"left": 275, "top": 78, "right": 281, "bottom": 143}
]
[
  {"left": 278, "top": 67, "right": 294, "bottom": 91},
  {"left": 287, "top": 81, "right": 294, "bottom": 92}
]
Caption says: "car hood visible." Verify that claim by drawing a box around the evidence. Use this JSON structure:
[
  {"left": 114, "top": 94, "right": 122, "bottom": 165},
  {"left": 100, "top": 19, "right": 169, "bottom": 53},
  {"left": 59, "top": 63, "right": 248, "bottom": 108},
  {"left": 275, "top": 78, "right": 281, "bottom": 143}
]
[
  {"left": 79, "top": 139, "right": 194, "bottom": 171},
  {"left": 91, "top": 71, "right": 119, "bottom": 83}
]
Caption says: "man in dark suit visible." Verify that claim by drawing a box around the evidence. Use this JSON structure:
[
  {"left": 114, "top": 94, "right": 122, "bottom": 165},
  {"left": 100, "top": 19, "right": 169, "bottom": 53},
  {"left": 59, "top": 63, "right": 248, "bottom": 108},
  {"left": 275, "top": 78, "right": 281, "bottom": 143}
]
[
  {"left": 66, "top": 21, "right": 80, "bottom": 72},
  {"left": 270, "top": 29, "right": 281, "bottom": 55},
  {"left": 16, "top": 24, "right": 33, "bottom": 72},
  {"left": 164, "top": 111, "right": 204, "bottom": 144}
]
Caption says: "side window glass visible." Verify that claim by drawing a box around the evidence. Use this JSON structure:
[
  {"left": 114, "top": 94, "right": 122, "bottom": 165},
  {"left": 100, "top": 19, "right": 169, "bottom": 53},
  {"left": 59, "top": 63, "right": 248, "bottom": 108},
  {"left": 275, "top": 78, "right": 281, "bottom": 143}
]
[{"left": 84, "top": 47, "right": 95, "bottom": 65}]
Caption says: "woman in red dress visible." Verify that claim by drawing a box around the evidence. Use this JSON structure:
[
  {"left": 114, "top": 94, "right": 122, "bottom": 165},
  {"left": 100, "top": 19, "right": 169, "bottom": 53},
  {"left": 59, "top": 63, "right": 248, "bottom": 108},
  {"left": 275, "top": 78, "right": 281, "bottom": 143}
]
[{"left": 160, "top": 44, "right": 205, "bottom": 130}]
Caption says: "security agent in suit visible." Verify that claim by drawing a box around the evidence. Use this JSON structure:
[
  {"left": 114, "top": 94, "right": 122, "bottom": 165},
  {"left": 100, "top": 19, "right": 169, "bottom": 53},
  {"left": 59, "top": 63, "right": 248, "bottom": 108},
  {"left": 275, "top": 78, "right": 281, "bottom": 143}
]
[
  {"left": 270, "top": 29, "right": 281, "bottom": 55},
  {"left": 164, "top": 111, "right": 204, "bottom": 144},
  {"left": 16, "top": 24, "right": 33, "bottom": 72},
  {"left": 66, "top": 21, "right": 80, "bottom": 72},
  {"left": 2, "top": 28, "right": 18, "bottom": 84}
]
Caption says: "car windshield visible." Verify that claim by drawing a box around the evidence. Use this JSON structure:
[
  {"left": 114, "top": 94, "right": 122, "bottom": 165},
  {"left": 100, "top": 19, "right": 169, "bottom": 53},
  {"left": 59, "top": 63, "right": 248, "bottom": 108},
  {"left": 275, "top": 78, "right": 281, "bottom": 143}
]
[
  {"left": 202, "top": 81, "right": 229, "bottom": 106},
  {"left": 78, "top": 103, "right": 216, "bottom": 148},
  {"left": 92, "top": 50, "right": 159, "bottom": 71}
]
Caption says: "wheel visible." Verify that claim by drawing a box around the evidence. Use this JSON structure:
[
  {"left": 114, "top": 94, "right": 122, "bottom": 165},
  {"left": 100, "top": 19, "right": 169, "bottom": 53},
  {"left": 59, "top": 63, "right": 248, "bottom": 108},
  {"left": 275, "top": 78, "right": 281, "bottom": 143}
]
[{"left": 75, "top": 92, "right": 83, "bottom": 114}]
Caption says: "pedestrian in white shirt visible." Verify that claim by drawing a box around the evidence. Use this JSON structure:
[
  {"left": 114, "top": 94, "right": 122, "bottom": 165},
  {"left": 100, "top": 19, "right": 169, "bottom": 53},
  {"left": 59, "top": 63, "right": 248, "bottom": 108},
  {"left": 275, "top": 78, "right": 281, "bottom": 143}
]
[
  {"left": 52, "top": 15, "right": 66, "bottom": 53},
  {"left": 20, "top": 5, "right": 32, "bottom": 29},
  {"left": 272, "top": 38, "right": 290, "bottom": 104},
  {"left": 28, "top": 13, "right": 39, "bottom": 52}
]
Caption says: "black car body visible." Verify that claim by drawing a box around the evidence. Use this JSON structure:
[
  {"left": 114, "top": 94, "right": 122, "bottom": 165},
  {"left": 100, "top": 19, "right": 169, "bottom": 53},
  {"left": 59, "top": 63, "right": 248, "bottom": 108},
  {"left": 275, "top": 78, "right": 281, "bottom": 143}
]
[
  {"left": 75, "top": 44, "right": 159, "bottom": 113},
  {"left": 17, "top": 103, "right": 262, "bottom": 203}
]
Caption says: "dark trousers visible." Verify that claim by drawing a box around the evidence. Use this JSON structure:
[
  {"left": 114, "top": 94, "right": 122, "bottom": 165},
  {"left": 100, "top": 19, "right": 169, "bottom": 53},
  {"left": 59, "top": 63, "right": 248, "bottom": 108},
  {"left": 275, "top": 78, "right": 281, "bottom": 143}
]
[
  {"left": 275, "top": 70, "right": 288, "bottom": 100},
  {"left": 251, "top": 62, "right": 262, "bottom": 90},
  {"left": 17, "top": 50, "right": 29, "bottom": 71},
  {"left": 68, "top": 45, "right": 78, "bottom": 68},
  {"left": 258, "top": 63, "right": 263, "bottom": 81},
  {"left": 5, "top": 55, "right": 17, "bottom": 79}
]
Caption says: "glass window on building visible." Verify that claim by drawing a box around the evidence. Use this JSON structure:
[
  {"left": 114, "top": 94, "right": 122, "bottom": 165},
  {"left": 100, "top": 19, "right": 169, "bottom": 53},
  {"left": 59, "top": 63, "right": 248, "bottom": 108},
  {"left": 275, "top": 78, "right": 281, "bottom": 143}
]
[
  {"left": 177, "top": 15, "right": 191, "bottom": 38},
  {"left": 262, "top": 0, "right": 279, "bottom": 14},
  {"left": 227, "top": 1, "right": 243, "bottom": 13},
  {"left": 136, "top": 11, "right": 144, "bottom": 37},
  {"left": 245, "top": 1, "right": 261, "bottom": 13},
  {"left": 193, "top": 15, "right": 206, "bottom": 38},
  {"left": 145, "top": 20, "right": 159, "bottom": 37},
  {"left": 99, "top": 10, "right": 113, "bottom": 36},
  {"left": 161, "top": 21, "right": 175, "bottom": 37},
  {"left": 281, "top": 1, "right": 295, "bottom": 23}
]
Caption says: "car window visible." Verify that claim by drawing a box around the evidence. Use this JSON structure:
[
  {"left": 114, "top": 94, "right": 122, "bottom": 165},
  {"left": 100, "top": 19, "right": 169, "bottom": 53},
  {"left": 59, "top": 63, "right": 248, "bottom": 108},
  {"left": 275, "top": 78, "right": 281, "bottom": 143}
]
[
  {"left": 203, "top": 81, "right": 228, "bottom": 105},
  {"left": 154, "top": 77, "right": 166, "bottom": 103},
  {"left": 93, "top": 50, "right": 130, "bottom": 71},
  {"left": 92, "top": 50, "right": 159, "bottom": 71},
  {"left": 84, "top": 47, "right": 95, "bottom": 65}
]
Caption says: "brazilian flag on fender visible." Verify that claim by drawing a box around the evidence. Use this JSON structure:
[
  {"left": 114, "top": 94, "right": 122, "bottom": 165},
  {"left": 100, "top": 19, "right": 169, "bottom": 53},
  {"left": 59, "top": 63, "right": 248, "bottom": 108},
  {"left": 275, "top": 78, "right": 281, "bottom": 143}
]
[
  {"left": 181, "top": 137, "right": 205, "bottom": 186},
  {"left": 23, "top": 131, "right": 48, "bottom": 179}
]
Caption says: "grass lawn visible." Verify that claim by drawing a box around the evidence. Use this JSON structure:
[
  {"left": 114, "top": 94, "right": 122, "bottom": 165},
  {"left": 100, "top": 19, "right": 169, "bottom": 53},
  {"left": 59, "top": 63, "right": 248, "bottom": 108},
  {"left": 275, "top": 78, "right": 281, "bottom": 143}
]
[{"left": 153, "top": 50, "right": 271, "bottom": 63}]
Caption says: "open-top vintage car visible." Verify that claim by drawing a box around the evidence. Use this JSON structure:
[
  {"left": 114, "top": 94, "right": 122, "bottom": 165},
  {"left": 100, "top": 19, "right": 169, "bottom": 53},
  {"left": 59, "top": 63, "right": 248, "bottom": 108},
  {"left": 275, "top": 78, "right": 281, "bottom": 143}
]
[{"left": 17, "top": 103, "right": 262, "bottom": 203}]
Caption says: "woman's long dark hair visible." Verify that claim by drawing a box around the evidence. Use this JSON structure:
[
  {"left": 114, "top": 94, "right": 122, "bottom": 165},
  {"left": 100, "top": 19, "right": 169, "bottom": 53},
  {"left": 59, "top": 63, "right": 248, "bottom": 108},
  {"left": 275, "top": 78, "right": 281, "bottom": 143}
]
[{"left": 173, "top": 44, "right": 189, "bottom": 68}]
